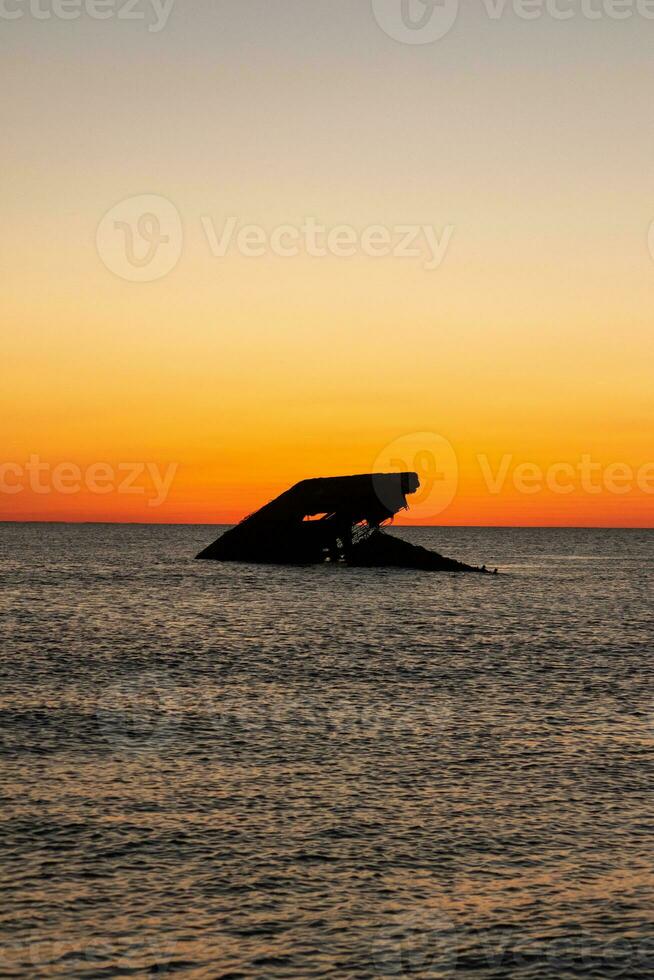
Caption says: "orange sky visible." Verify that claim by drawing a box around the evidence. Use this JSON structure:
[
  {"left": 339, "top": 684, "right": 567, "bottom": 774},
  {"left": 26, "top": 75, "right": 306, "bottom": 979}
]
[{"left": 2, "top": 5, "right": 653, "bottom": 526}]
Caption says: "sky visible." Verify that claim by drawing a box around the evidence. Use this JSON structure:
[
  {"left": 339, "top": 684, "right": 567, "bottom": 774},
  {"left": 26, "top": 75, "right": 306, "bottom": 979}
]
[{"left": 2, "top": 0, "right": 654, "bottom": 525}]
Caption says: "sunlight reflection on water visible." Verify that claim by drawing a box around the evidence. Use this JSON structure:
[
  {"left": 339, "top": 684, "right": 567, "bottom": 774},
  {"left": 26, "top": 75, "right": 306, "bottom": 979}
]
[{"left": 1, "top": 524, "right": 653, "bottom": 977}]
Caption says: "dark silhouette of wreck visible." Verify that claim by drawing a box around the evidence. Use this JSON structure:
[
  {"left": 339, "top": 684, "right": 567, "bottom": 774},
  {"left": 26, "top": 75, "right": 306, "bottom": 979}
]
[{"left": 197, "top": 472, "right": 494, "bottom": 573}]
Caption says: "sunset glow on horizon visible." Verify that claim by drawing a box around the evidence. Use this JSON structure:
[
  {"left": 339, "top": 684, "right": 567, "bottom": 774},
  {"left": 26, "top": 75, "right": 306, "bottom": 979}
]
[{"left": 3, "top": 3, "right": 653, "bottom": 527}]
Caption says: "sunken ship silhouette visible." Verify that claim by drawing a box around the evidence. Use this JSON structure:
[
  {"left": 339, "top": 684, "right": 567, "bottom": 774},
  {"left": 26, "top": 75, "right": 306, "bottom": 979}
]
[{"left": 197, "top": 472, "right": 493, "bottom": 573}]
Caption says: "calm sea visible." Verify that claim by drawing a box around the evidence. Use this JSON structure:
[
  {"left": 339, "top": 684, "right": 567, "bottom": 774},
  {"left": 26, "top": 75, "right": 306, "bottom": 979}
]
[{"left": 1, "top": 524, "right": 652, "bottom": 978}]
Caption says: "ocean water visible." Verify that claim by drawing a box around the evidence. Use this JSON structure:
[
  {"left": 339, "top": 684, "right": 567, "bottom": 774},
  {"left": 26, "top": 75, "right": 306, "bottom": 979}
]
[{"left": 0, "top": 523, "right": 652, "bottom": 979}]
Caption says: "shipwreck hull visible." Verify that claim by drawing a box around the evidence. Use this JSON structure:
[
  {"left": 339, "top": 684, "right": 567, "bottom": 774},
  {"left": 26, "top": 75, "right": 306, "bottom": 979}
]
[
  {"left": 197, "top": 472, "right": 493, "bottom": 573},
  {"left": 347, "top": 530, "right": 480, "bottom": 573}
]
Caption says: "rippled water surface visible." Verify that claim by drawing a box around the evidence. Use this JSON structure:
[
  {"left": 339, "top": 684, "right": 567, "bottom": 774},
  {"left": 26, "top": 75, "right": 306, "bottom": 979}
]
[{"left": 1, "top": 524, "right": 653, "bottom": 978}]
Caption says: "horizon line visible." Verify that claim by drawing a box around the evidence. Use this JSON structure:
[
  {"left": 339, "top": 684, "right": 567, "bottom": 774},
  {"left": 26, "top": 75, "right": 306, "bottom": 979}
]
[{"left": 1, "top": 520, "right": 653, "bottom": 531}]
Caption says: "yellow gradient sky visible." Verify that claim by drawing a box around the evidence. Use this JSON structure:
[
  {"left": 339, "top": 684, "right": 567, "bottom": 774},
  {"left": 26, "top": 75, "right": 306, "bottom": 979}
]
[{"left": 2, "top": 2, "right": 653, "bottom": 525}]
